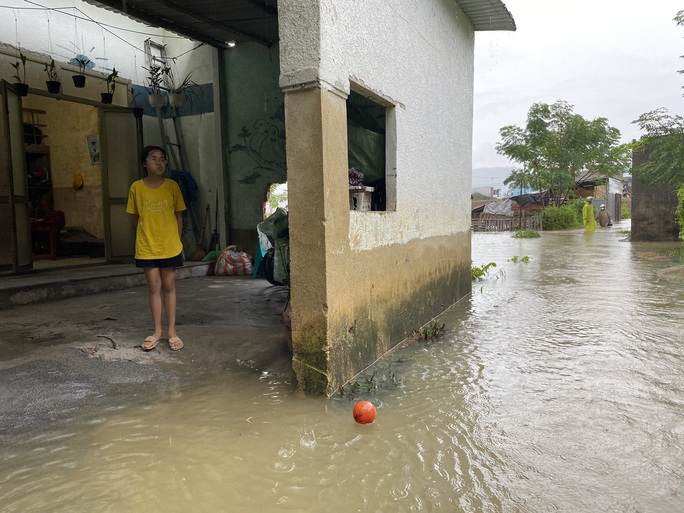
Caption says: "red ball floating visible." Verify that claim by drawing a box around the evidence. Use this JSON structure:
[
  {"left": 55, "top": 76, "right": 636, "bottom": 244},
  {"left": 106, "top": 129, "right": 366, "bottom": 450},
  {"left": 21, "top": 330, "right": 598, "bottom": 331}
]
[{"left": 353, "top": 401, "right": 377, "bottom": 424}]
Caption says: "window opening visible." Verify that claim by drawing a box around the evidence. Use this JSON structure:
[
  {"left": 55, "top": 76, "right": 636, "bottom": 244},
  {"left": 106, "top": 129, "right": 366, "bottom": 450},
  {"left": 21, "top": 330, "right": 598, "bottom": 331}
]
[{"left": 347, "top": 89, "right": 393, "bottom": 211}]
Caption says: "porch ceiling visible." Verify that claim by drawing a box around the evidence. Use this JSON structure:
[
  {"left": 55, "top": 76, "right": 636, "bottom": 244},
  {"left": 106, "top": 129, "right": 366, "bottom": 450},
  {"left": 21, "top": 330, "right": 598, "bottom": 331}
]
[
  {"left": 82, "top": 0, "right": 514, "bottom": 49},
  {"left": 83, "top": 0, "right": 279, "bottom": 48}
]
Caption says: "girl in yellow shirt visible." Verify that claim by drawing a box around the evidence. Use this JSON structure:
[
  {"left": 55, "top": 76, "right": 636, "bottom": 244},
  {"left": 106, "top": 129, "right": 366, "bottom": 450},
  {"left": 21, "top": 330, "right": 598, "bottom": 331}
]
[{"left": 126, "top": 146, "right": 187, "bottom": 351}]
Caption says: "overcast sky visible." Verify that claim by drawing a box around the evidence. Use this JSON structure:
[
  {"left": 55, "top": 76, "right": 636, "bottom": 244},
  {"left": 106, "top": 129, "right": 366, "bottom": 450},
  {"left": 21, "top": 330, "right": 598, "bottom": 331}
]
[{"left": 472, "top": 0, "right": 684, "bottom": 176}]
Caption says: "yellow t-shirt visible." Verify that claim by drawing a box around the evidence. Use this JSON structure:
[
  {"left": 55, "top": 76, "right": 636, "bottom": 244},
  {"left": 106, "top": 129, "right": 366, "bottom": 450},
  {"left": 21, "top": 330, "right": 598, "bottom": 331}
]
[{"left": 126, "top": 178, "right": 187, "bottom": 259}]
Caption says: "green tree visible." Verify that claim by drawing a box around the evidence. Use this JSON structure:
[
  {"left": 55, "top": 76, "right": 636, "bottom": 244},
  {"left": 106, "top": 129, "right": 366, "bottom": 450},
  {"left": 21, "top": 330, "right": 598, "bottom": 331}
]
[
  {"left": 631, "top": 109, "right": 684, "bottom": 185},
  {"left": 496, "top": 101, "right": 630, "bottom": 206}
]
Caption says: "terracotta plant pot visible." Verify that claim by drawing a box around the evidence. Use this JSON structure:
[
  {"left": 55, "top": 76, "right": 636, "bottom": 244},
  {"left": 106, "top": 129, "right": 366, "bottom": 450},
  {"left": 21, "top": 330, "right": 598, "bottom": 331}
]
[
  {"left": 14, "top": 83, "right": 29, "bottom": 96},
  {"left": 100, "top": 92, "right": 113, "bottom": 104},
  {"left": 46, "top": 81, "right": 61, "bottom": 94},
  {"left": 72, "top": 75, "right": 86, "bottom": 88}
]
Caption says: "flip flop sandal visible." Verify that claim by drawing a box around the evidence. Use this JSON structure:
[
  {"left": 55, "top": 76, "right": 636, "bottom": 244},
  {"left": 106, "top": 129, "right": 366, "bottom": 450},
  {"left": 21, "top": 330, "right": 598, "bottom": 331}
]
[
  {"left": 142, "top": 335, "right": 162, "bottom": 351},
  {"left": 168, "top": 336, "right": 184, "bottom": 351}
]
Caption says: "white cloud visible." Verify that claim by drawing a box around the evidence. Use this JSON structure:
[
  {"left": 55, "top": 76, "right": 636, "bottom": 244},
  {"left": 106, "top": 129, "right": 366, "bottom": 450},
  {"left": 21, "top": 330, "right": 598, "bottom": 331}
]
[{"left": 473, "top": 0, "right": 684, "bottom": 168}]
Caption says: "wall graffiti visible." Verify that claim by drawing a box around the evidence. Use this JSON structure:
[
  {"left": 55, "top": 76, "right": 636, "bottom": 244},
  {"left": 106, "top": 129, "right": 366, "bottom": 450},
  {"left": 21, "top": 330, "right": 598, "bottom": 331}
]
[{"left": 229, "top": 107, "right": 286, "bottom": 184}]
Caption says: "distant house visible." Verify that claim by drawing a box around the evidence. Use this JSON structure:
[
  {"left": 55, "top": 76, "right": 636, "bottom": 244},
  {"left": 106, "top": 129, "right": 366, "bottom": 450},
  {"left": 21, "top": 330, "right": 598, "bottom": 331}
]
[{"left": 473, "top": 185, "right": 503, "bottom": 198}]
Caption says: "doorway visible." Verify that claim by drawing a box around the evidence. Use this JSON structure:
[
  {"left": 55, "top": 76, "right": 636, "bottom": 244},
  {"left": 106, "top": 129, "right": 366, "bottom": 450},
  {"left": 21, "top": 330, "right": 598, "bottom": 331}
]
[
  {"left": 21, "top": 98, "right": 106, "bottom": 267},
  {"left": 1, "top": 86, "right": 142, "bottom": 275}
]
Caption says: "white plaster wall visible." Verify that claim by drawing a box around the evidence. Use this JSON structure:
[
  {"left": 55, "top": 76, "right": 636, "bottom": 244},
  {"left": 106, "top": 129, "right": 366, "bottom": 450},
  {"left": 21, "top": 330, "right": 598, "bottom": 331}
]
[
  {"left": 0, "top": 0, "right": 210, "bottom": 85},
  {"left": 280, "top": 0, "right": 475, "bottom": 250}
]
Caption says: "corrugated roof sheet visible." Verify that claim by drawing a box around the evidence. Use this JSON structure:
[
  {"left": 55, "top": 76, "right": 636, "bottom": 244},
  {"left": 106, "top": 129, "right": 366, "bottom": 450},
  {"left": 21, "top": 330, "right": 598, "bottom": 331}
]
[
  {"left": 456, "top": 0, "right": 516, "bottom": 31},
  {"left": 82, "top": 0, "right": 514, "bottom": 49},
  {"left": 83, "top": 0, "right": 278, "bottom": 48}
]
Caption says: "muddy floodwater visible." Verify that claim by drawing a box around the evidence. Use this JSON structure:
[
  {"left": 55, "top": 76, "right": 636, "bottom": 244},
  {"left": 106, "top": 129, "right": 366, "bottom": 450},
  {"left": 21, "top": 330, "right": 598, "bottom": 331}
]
[{"left": 2, "top": 221, "right": 684, "bottom": 512}]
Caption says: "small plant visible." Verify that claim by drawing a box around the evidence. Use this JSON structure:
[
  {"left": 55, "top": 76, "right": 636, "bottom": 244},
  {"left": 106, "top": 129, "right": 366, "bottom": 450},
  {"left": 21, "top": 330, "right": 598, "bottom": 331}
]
[
  {"left": 509, "top": 255, "right": 531, "bottom": 264},
  {"left": 512, "top": 229, "right": 540, "bottom": 238},
  {"left": 44, "top": 59, "right": 60, "bottom": 82},
  {"left": 11, "top": 52, "right": 27, "bottom": 84},
  {"left": 75, "top": 57, "right": 91, "bottom": 76},
  {"left": 339, "top": 363, "right": 403, "bottom": 398},
  {"left": 104, "top": 67, "right": 118, "bottom": 94},
  {"left": 412, "top": 321, "right": 446, "bottom": 341},
  {"left": 168, "top": 67, "right": 200, "bottom": 108},
  {"left": 70, "top": 56, "right": 91, "bottom": 88},
  {"left": 143, "top": 65, "right": 170, "bottom": 94},
  {"left": 471, "top": 261, "right": 497, "bottom": 281},
  {"left": 169, "top": 69, "right": 198, "bottom": 94}
]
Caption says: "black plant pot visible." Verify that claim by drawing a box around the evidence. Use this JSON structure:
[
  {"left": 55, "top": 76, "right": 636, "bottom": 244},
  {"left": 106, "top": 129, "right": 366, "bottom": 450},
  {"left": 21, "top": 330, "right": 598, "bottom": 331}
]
[
  {"left": 14, "top": 83, "right": 29, "bottom": 96},
  {"left": 100, "top": 93, "right": 113, "bottom": 104},
  {"left": 46, "top": 81, "right": 61, "bottom": 94},
  {"left": 132, "top": 107, "right": 144, "bottom": 118},
  {"left": 72, "top": 75, "right": 86, "bottom": 88}
]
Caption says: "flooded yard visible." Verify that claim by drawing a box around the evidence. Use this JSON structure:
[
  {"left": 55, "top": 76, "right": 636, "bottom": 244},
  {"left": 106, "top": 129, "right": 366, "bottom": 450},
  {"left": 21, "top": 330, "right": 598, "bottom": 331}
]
[{"left": 1, "top": 221, "right": 683, "bottom": 512}]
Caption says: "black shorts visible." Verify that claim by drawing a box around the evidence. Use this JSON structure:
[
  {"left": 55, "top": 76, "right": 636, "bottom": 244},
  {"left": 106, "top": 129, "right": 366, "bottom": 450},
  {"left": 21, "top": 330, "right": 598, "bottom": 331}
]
[{"left": 135, "top": 252, "right": 184, "bottom": 269}]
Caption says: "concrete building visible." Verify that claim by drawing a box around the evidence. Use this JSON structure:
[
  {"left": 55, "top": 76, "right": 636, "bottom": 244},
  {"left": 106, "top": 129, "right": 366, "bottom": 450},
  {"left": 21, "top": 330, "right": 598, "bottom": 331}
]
[
  {"left": 472, "top": 186, "right": 504, "bottom": 198},
  {"left": 0, "top": 0, "right": 515, "bottom": 395},
  {"left": 632, "top": 147, "right": 680, "bottom": 242}
]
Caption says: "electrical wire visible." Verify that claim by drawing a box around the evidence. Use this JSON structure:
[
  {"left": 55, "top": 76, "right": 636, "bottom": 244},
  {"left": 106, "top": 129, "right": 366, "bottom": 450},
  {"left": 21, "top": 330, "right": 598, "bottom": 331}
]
[{"left": 0, "top": 1, "right": 202, "bottom": 61}]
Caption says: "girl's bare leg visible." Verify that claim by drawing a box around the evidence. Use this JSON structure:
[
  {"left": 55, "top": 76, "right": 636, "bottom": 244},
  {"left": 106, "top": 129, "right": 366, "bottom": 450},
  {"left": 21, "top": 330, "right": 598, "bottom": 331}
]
[
  {"left": 143, "top": 267, "right": 163, "bottom": 340},
  {"left": 161, "top": 267, "right": 178, "bottom": 340}
]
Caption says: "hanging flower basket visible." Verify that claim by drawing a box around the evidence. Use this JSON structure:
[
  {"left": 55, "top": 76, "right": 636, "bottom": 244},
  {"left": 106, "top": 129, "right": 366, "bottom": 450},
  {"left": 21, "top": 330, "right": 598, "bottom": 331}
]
[
  {"left": 132, "top": 107, "right": 144, "bottom": 118},
  {"left": 44, "top": 60, "right": 61, "bottom": 94},
  {"left": 168, "top": 92, "right": 184, "bottom": 107},
  {"left": 101, "top": 92, "right": 113, "bottom": 104},
  {"left": 15, "top": 83, "right": 29, "bottom": 96},
  {"left": 72, "top": 75, "right": 86, "bottom": 88},
  {"left": 46, "top": 80, "right": 61, "bottom": 94},
  {"left": 12, "top": 53, "right": 29, "bottom": 96},
  {"left": 148, "top": 93, "right": 167, "bottom": 108},
  {"left": 72, "top": 57, "right": 91, "bottom": 89}
]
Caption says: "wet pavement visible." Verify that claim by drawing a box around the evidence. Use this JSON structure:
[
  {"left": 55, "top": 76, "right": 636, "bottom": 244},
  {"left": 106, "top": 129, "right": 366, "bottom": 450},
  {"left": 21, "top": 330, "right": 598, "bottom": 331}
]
[
  {"left": 0, "top": 265, "right": 293, "bottom": 439},
  {"left": 2, "top": 222, "right": 684, "bottom": 512}
]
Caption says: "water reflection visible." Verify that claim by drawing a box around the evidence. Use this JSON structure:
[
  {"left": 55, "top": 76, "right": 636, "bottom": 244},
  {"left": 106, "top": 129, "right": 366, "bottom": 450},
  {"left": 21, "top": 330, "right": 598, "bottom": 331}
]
[{"left": 2, "top": 223, "right": 684, "bottom": 512}]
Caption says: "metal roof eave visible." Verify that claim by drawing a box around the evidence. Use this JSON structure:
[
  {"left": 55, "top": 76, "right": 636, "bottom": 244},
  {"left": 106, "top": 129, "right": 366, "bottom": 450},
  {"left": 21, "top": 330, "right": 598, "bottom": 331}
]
[
  {"left": 81, "top": 0, "right": 515, "bottom": 51},
  {"left": 456, "top": 0, "right": 516, "bottom": 31}
]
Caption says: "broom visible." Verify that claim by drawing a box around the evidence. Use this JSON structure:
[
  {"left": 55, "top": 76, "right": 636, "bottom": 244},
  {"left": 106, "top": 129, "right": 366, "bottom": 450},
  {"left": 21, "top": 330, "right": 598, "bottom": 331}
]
[{"left": 188, "top": 204, "right": 209, "bottom": 261}]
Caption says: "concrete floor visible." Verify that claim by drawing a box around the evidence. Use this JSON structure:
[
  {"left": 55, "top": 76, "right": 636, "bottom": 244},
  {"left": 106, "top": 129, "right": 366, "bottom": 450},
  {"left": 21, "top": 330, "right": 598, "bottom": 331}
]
[{"left": 0, "top": 261, "right": 293, "bottom": 438}]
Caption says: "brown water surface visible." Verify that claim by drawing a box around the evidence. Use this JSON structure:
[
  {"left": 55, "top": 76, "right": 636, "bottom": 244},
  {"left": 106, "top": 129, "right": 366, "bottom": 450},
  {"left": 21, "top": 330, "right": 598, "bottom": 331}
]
[{"left": 1, "top": 221, "right": 683, "bottom": 512}]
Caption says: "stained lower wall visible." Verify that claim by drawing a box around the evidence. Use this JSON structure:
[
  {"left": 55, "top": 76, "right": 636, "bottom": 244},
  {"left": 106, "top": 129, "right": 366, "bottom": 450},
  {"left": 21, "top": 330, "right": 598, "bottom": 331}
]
[{"left": 293, "top": 232, "right": 471, "bottom": 395}]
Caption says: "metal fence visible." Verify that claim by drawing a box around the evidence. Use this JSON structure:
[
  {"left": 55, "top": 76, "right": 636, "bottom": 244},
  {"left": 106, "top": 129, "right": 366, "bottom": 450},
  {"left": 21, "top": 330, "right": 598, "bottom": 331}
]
[{"left": 471, "top": 214, "right": 543, "bottom": 232}]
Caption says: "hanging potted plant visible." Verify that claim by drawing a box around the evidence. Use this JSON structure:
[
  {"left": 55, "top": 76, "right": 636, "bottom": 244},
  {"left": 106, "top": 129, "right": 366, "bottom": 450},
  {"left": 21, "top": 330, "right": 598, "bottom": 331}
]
[
  {"left": 44, "top": 59, "right": 61, "bottom": 94},
  {"left": 72, "top": 57, "right": 91, "bottom": 88},
  {"left": 11, "top": 52, "right": 29, "bottom": 96},
  {"left": 130, "top": 87, "right": 144, "bottom": 118},
  {"left": 144, "top": 65, "right": 169, "bottom": 108},
  {"left": 168, "top": 69, "right": 199, "bottom": 108},
  {"left": 101, "top": 67, "right": 118, "bottom": 104}
]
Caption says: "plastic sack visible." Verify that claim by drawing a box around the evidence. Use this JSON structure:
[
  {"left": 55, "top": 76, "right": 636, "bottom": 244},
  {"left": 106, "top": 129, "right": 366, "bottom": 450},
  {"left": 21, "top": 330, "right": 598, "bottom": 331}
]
[{"left": 214, "top": 245, "right": 253, "bottom": 276}]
